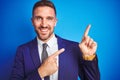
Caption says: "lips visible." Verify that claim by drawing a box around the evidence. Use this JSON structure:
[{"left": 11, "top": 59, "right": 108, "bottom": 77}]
[{"left": 40, "top": 28, "right": 48, "bottom": 34}]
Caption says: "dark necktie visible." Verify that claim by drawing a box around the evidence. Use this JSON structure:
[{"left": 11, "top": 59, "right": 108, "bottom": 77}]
[{"left": 41, "top": 43, "right": 50, "bottom": 80}]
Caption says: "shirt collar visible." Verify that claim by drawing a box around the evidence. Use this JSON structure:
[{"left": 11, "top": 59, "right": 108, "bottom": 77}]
[{"left": 37, "top": 34, "right": 57, "bottom": 48}]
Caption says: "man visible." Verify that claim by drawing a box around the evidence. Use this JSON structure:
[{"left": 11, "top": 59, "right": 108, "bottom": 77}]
[{"left": 11, "top": 0, "right": 100, "bottom": 80}]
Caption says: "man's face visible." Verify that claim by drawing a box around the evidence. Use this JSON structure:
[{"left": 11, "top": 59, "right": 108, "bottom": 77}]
[{"left": 32, "top": 6, "right": 57, "bottom": 42}]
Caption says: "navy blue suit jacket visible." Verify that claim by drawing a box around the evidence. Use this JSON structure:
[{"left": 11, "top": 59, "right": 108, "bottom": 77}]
[{"left": 11, "top": 35, "right": 100, "bottom": 80}]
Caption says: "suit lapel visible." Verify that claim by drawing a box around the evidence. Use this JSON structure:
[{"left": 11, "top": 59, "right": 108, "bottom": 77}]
[
  {"left": 56, "top": 35, "right": 66, "bottom": 80},
  {"left": 29, "top": 38, "right": 41, "bottom": 69}
]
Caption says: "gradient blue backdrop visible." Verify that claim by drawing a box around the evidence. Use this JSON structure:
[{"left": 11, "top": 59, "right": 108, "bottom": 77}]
[{"left": 0, "top": 0, "right": 120, "bottom": 80}]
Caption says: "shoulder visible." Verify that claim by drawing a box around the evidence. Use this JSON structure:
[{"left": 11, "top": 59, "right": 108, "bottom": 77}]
[
  {"left": 17, "top": 38, "right": 37, "bottom": 50},
  {"left": 63, "top": 39, "right": 78, "bottom": 45},
  {"left": 56, "top": 35, "right": 79, "bottom": 46},
  {"left": 56, "top": 35, "right": 80, "bottom": 53},
  {"left": 56, "top": 35, "right": 82, "bottom": 57},
  {"left": 15, "top": 38, "right": 37, "bottom": 57}
]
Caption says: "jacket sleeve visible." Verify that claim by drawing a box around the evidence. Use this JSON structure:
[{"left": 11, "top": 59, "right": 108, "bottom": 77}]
[
  {"left": 10, "top": 46, "right": 42, "bottom": 80},
  {"left": 78, "top": 55, "right": 100, "bottom": 80}
]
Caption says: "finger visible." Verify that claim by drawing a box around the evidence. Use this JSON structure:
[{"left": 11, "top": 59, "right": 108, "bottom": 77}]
[
  {"left": 51, "top": 48, "right": 65, "bottom": 58},
  {"left": 54, "top": 59, "right": 57, "bottom": 64},
  {"left": 88, "top": 38, "right": 93, "bottom": 47},
  {"left": 84, "top": 24, "right": 91, "bottom": 37},
  {"left": 82, "top": 36, "right": 90, "bottom": 45},
  {"left": 91, "top": 41, "right": 97, "bottom": 47}
]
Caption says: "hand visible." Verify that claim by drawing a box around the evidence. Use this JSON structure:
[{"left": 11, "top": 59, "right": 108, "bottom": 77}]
[
  {"left": 79, "top": 24, "right": 97, "bottom": 56},
  {"left": 38, "top": 48, "right": 65, "bottom": 78}
]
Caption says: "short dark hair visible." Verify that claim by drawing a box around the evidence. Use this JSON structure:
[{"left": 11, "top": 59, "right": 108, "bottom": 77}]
[{"left": 32, "top": 0, "right": 56, "bottom": 16}]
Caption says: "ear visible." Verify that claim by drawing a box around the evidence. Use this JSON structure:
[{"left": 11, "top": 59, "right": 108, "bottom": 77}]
[{"left": 55, "top": 18, "right": 58, "bottom": 26}]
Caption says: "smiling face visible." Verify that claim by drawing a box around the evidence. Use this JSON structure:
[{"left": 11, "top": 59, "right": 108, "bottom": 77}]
[{"left": 32, "top": 6, "right": 57, "bottom": 42}]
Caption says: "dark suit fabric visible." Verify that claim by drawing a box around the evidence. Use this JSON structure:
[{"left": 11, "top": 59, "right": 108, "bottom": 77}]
[{"left": 11, "top": 35, "right": 100, "bottom": 80}]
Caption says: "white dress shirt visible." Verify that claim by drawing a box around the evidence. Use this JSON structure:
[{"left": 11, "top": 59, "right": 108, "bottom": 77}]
[{"left": 37, "top": 34, "right": 58, "bottom": 80}]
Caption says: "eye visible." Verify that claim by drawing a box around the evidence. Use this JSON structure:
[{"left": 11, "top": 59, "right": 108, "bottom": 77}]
[
  {"left": 33, "top": 16, "right": 42, "bottom": 21},
  {"left": 36, "top": 17, "right": 42, "bottom": 21},
  {"left": 47, "top": 17, "right": 54, "bottom": 21}
]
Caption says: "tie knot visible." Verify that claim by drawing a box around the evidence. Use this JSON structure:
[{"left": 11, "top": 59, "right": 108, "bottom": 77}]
[{"left": 43, "top": 43, "right": 48, "bottom": 49}]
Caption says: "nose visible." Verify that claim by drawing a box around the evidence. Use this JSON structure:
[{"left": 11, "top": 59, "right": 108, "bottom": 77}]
[{"left": 41, "top": 19, "right": 47, "bottom": 27}]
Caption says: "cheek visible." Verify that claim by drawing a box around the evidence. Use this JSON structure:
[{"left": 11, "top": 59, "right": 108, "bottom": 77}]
[
  {"left": 51, "top": 22, "right": 56, "bottom": 28},
  {"left": 33, "top": 22, "right": 40, "bottom": 29},
  {"left": 50, "top": 25, "right": 55, "bottom": 31}
]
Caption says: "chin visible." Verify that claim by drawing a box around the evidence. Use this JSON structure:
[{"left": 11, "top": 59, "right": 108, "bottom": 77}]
[
  {"left": 38, "top": 35, "right": 49, "bottom": 41},
  {"left": 38, "top": 32, "right": 53, "bottom": 41}
]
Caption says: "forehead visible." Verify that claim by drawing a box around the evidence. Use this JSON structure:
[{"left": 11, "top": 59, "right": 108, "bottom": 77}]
[{"left": 33, "top": 6, "right": 56, "bottom": 17}]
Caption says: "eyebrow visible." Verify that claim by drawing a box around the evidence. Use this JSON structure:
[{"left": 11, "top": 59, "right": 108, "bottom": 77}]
[{"left": 33, "top": 15, "right": 55, "bottom": 19}]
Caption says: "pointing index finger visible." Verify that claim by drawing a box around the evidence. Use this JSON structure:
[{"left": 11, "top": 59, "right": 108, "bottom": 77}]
[
  {"left": 84, "top": 24, "right": 91, "bottom": 37},
  {"left": 52, "top": 48, "right": 65, "bottom": 58}
]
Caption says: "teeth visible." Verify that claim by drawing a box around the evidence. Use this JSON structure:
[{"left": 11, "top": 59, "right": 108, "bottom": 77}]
[{"left": 41, "top": 29, "right": 48, "bottom": 32}]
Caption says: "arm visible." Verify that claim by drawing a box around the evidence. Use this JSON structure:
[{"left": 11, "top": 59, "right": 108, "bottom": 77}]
[
  {"left": 37, "top": 48, "right": 65, "bottom": 78},
  {"left": 79, "top": 25, "right": 100, "bottom": 80},
  {"left": 81, "top": 55, "right": 100, "bottom": 80}
]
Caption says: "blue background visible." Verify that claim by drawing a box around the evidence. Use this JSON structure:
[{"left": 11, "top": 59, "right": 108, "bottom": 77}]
[{"left": 0, "top": 0, "right": 120, "bottom": 80}]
